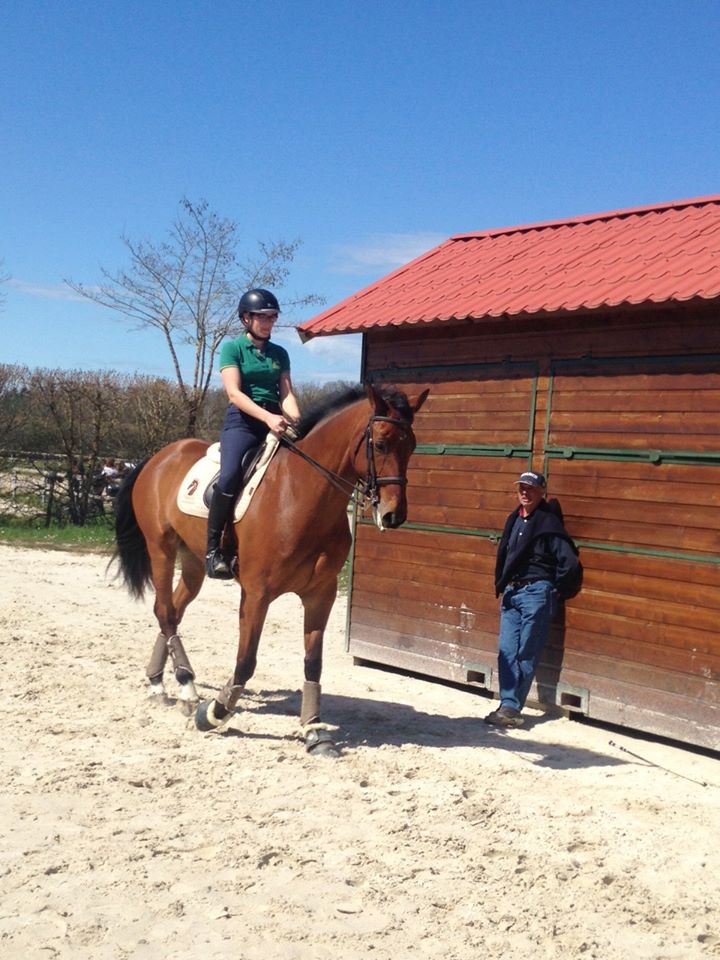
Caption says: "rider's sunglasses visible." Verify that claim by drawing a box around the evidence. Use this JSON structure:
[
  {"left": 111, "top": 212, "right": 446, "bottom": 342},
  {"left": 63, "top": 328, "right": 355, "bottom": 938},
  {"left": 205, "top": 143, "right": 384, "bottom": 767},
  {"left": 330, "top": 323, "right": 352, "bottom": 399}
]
[{"left": 250, "top": 312, "right": 278, "bottom": 322}]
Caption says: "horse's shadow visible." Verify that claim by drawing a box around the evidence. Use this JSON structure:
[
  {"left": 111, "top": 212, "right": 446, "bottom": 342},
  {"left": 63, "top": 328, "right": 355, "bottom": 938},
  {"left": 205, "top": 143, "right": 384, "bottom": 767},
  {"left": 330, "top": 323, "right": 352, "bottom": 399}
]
[{"left": 193, "top": 682, "right": 623, "bottom": 771}]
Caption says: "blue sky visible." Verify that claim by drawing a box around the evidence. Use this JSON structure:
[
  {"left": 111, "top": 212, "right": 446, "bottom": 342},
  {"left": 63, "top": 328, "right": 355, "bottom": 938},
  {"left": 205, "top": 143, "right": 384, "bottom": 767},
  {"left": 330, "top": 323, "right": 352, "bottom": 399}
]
[{"left": 3, "top": 0, "right": 719, "bottom": 386}]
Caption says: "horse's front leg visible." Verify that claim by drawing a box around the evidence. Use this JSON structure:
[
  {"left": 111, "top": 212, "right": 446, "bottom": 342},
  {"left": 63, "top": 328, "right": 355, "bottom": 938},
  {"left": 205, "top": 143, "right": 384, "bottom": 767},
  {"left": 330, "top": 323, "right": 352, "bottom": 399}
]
[
  {"left": 195, "top": 590, "right": 269, "bottom": 732},
  {"left": 300, "top": 580, "right": 339, "bottom": 757}
]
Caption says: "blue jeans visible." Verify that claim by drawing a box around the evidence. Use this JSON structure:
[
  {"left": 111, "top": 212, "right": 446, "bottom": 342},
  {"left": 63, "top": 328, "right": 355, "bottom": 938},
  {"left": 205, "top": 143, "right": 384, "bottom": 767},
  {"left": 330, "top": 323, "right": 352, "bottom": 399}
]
[
  {"left": 497, "top": 581, "right": 556, "bottom": 711},
  {"left": 217, "top": 405, "right": 271, "bottom": 495}
]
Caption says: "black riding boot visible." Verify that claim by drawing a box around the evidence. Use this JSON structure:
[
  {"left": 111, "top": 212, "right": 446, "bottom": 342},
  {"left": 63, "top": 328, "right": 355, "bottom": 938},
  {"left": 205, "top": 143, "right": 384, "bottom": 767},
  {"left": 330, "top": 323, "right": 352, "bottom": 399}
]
[{"left": 205, "top": 488, "right": 236, "bottom": 579}]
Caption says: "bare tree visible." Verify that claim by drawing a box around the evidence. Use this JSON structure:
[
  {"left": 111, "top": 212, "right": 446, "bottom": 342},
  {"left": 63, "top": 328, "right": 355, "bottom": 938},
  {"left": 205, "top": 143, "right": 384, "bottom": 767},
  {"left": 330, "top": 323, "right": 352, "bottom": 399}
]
[
  {"left": 66, "top": 198, "right": 323, "bottom": 436},
  {"left": 294, "top": 379, "right": 361, "bottom": 411},
  {"left": 0, "top": 363, "right": 29, "bottom": 448},
  {"left": 122, "top": 375, "right": 187, "bottom": 456},
  {"left": 28, "top": 369, "right": 123, "bottom": 525}
]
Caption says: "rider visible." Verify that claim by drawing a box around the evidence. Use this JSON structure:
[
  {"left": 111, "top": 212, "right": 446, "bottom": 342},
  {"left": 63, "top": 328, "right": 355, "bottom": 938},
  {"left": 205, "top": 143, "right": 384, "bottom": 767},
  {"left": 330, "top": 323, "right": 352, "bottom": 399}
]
[{"left": 205, "top": 288, "right": 301, "bottom": 579}]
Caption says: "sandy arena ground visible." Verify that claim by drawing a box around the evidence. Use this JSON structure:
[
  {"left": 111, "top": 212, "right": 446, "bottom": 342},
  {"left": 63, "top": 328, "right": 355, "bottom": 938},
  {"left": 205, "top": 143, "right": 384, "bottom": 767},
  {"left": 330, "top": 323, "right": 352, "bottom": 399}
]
[{"left": 0, "top": 544, "right": 719, "bottom": 959}]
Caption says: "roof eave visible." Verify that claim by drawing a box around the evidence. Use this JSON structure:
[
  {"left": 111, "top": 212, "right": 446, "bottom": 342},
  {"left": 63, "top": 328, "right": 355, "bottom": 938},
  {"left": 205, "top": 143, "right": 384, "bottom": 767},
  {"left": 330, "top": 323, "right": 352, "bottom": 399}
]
[{"left": 298, "top": 294, "right": 718, "bottom": 340}]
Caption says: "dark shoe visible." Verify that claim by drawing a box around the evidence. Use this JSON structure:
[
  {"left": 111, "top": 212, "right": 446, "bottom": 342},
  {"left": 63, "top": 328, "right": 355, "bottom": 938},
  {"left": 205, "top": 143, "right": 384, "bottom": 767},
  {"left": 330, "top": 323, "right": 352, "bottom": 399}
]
[
  {"left": 484, "top": 705, "right": 524, "bottom": 728},
  {"left": 205, "top": 488, "right": 237, "bottom": 579},
  {"left": 205, "top": 550, "right": 236, "bottom": 580}
]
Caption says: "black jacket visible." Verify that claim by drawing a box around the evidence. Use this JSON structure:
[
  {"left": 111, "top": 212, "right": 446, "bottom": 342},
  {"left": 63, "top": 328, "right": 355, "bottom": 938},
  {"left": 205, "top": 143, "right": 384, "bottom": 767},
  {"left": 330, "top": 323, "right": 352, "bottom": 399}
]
[{"left": 494, "top": 500, "right": 582, "bottom": 599}]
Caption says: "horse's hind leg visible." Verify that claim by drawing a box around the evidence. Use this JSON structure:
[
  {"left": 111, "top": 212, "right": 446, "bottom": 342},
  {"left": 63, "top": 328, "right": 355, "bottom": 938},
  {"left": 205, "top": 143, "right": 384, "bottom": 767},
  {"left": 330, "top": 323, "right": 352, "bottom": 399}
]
[
  {"left": 167, "top": 544, "right": 206, "bottom": 713},
  {"left": 146, "top": 536, "right": 201, "bottom": 710}
]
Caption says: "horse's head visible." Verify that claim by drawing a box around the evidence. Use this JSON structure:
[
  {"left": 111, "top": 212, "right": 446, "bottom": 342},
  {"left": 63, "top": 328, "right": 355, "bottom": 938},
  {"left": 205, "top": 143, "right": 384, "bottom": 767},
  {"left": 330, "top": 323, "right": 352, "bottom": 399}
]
[{"left": 357, "top": 384, "right": 429, "bottom": 530}]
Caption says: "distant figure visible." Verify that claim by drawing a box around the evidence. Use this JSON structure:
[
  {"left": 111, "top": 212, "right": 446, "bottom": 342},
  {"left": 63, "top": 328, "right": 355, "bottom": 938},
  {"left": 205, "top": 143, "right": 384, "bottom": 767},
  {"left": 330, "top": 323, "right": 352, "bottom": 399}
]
[
  {"left": 100, "top": 458, "right": 121, "bottom": 497},
  {"left": 70, "top": 460, "right": 83, "bottom": 493},
  {"left": 485, "top": 471, "right": 582, "bottom": 729}
]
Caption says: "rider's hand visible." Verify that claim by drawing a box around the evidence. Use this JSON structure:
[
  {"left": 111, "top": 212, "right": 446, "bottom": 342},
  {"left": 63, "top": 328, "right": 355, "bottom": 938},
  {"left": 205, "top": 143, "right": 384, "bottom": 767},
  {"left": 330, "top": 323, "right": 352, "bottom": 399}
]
[
  {"left": 283, "top": 417, "right": 300, "bottom": 441},
  {"left": 266, "top": 413, "right": 288, "bottom": 435}
]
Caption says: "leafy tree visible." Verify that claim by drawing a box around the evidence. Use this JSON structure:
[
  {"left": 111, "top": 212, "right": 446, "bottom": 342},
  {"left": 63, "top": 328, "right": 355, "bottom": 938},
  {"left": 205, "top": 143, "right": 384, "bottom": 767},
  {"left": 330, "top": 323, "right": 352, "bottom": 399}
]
[{"left": 66, "top": 198, "right": 323, "bottom": 437}]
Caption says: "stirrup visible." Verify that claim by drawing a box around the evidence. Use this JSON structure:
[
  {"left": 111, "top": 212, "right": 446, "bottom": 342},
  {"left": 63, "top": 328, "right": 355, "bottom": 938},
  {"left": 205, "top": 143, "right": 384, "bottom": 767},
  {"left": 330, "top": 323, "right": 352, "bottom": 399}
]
[{"left": 205, "top": 550, "right": 236, "bottom": 580}]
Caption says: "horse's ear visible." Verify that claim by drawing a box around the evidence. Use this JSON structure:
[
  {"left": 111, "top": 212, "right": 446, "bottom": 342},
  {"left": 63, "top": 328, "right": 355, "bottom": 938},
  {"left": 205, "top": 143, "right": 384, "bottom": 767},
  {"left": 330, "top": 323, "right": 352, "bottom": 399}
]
[
  {"left": 409, "top": 388, "right": 430, "bottom": 415},
  {"left": 366, "top": 383, "right": 389, "bottom": 416}
]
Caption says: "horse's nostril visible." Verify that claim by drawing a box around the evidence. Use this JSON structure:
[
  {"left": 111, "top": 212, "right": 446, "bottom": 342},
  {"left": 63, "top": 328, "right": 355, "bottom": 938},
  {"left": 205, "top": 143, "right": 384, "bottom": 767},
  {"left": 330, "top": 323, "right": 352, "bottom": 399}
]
[{"left": 382, "top": 511, "right": 405, "bottom": 529}]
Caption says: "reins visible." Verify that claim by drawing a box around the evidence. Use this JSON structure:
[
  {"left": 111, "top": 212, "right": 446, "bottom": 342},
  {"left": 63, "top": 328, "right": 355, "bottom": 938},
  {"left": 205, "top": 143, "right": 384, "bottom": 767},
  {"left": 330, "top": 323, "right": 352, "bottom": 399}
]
[
  {"left": 280, "top": 434, "right": 361, "bottom": 501},
  {"left": 280, "top": 413, "right": 411, "bottom": 510}
]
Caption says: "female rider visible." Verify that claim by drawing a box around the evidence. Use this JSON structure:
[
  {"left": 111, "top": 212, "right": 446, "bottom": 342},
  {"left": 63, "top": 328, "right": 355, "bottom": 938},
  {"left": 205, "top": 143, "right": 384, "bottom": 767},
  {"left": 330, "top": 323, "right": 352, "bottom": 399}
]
[{"left": 205, "top": 288, "right": 301, "bottom": 578}]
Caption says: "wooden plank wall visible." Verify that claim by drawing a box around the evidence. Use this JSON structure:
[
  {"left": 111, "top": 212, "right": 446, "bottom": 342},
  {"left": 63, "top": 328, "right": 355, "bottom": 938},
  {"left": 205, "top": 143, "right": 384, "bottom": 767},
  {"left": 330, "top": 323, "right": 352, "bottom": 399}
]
[{"left": 349, "top": 304, "right": 720, "bottom": 749}]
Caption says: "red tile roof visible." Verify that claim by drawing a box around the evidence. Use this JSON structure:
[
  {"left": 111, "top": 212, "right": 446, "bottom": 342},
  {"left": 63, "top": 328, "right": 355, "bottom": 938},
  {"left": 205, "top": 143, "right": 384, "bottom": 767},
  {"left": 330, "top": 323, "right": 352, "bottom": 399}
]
[{"left": 298, "top": 195, "right": 720, "bottom": 340}]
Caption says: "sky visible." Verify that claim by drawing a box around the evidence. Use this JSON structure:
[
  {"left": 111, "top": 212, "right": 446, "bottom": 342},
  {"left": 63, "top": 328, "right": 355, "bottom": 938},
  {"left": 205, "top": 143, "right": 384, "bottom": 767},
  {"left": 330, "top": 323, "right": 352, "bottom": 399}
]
[{"left": 2, "top": 0, "right": 719, "bottom": 387}]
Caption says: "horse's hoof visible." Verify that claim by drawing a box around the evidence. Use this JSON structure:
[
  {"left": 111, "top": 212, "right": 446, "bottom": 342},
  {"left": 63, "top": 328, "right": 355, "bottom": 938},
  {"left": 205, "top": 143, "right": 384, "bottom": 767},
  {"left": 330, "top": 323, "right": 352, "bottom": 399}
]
[
  {"left": 195, "top": 700, "right": 216, "bottom": 732},
  {"left": 147, "top": 679, "right": 170, "bottom": 706},
  {"left": 195, "top": 699, "right": 232, "bottom": 732},
  {"left": 178, "top": 698, "right": 196, "bottom": 717},
  {"left": 147, "top": 691, "right": 170, "bottom": 707},
  {"left": 305, "top": 728, "right": 339, "bottom": 757}
]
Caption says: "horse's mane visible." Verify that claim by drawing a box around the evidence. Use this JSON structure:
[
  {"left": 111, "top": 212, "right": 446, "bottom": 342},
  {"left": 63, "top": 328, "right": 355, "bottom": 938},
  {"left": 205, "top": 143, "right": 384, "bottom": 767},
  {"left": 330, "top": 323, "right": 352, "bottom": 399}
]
[
  {"left": 295, "top": 385, "right": 365, "bottom": 438},
  {"left": 295, "top": 383, "right": 414, "bottom": 439}
]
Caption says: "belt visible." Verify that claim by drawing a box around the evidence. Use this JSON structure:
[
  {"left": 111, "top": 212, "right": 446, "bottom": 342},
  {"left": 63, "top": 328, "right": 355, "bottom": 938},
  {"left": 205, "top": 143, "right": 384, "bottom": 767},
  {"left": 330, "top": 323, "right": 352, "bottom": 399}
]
[
  {"left": 256, "top": 401, "right": 281, "bottom": 413},
  {"left": 509, "top": 577, "right": 551, "bottom": 590}
]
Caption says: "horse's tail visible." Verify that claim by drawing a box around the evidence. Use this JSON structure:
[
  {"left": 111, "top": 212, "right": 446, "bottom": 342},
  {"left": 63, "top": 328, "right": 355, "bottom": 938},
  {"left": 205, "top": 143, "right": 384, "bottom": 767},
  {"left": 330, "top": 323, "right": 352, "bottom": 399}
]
[{"left": 112, "top": 458, "right": 152, "bottom": 600}]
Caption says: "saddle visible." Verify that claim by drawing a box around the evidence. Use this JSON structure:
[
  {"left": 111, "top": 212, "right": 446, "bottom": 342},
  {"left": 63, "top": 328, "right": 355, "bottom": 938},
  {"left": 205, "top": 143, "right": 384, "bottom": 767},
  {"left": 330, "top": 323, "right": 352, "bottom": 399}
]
[{"left": 176, "top": 433, "right": 281, "bottom": 522}]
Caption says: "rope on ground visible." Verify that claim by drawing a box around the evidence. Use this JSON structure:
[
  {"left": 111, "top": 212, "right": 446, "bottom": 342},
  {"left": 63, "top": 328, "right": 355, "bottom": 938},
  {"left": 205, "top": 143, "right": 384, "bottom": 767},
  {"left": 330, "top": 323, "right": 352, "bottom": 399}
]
[{"left": 609, "top": 740, "right": 710, "bottom": 787}]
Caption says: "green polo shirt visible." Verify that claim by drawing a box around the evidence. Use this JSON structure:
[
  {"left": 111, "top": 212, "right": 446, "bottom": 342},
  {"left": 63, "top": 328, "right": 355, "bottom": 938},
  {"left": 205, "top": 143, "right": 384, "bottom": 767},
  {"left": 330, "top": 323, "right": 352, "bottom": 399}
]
[{"left": 218, "top": 335, "right": 290, "bottom": 406}]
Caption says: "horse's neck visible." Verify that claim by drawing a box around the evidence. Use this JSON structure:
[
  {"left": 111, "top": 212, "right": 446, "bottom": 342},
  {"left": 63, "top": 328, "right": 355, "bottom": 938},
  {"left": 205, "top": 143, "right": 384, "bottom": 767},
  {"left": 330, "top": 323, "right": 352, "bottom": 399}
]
[{"left": 298, "top": 401, "right": 363, "bottom": 479}]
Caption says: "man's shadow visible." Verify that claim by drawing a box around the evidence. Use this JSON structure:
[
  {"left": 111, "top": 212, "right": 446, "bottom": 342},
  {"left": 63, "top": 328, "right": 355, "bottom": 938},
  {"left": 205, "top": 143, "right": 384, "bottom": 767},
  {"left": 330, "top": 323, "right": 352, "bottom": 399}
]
[{"left": 533, "top": 496, "right": 584, "bottom": 716}]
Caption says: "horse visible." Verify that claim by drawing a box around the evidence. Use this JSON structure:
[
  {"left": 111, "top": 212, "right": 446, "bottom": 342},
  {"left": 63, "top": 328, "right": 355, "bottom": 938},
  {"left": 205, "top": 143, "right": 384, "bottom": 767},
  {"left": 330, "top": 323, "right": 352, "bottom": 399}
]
[{"left": 113, "top": 383, "right": 429, "bottom": 755}]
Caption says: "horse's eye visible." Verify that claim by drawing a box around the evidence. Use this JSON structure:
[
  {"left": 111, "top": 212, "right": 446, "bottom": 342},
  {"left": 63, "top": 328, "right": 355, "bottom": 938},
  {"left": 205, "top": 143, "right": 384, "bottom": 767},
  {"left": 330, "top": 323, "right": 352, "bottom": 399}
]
[{"left": 374, "top": 440, "right": 387, "bottom": 453}]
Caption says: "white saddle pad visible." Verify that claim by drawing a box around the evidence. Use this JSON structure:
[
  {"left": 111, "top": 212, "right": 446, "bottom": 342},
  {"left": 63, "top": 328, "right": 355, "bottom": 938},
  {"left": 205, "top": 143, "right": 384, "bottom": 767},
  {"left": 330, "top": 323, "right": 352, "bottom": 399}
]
[{"left": 176, "top": 434, "right": 280, "bottom": 522}]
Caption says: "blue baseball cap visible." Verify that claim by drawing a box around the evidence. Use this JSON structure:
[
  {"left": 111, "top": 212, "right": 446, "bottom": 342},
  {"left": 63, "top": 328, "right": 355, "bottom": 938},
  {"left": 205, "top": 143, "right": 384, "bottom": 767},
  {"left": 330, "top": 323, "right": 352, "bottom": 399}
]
[{"left": 515, "top": 471, "right": 546, "bottom": 488}]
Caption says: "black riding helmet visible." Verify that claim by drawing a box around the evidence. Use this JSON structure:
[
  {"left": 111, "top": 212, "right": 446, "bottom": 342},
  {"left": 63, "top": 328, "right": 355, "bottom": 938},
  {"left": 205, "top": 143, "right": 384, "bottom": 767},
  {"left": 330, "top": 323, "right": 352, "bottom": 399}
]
[{"left": 238, "top": 288, "right": 281, "bottom": 320}]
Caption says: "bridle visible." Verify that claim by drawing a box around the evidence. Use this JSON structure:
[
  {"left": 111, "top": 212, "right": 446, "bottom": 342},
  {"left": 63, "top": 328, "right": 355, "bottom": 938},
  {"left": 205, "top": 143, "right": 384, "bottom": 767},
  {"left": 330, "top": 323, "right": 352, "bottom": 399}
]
[
  {"left": 356, "top": 414, "right": 410, "bottom": 509},
  {"left": 281, "top": 412, "right": 412, "bottom": 513}
]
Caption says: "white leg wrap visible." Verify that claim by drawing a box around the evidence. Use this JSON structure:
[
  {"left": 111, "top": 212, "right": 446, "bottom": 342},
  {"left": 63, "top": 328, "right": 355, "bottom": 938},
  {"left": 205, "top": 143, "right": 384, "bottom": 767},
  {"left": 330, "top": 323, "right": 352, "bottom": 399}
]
[
  {"left": 302, "top": 721, "right": 335, "bottom": 736},
  {"left": 147, "top": 679, "right": 167, "bottom": 699},
  {"left": 177, "top": 680, "right": 199, "bottom": 704}
]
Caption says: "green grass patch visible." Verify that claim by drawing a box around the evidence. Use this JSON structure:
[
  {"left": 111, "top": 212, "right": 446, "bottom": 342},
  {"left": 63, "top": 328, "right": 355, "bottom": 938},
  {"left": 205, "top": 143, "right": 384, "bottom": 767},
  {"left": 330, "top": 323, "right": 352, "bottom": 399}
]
[{"left": 0, "top": 514, "right": 115, "bottom": 552}]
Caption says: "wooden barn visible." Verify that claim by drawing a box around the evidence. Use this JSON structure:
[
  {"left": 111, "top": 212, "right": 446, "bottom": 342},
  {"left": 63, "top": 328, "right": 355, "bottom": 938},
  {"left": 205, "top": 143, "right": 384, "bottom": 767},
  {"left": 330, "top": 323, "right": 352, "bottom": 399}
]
[{"left": 299, "top": 195, "right": 720, "bottom": 751}]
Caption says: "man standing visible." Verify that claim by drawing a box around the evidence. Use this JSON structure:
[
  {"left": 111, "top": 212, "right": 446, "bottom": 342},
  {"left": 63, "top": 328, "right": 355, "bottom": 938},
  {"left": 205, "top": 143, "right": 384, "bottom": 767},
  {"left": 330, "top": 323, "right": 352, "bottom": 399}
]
[{"left": 485, "top": 471, "right": 582, "bottom": 729}]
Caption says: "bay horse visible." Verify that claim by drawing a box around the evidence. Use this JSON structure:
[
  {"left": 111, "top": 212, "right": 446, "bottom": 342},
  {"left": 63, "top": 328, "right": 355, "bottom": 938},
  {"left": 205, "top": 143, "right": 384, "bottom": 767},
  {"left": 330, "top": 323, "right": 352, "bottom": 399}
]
[{"left": 113, "top": 384, "right": 428, "bottom": 755}]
